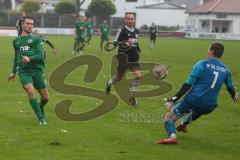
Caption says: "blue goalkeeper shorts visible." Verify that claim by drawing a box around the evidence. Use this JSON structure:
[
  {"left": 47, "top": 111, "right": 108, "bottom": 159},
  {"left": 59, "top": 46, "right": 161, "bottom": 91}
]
[{"left": 173, "top": 100, "right": 216, "bottom": 117}]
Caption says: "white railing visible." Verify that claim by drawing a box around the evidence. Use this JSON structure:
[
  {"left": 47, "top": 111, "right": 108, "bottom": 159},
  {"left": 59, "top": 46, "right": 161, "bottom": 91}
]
[{"left": 187, "top": 32, "right": 240, "bottom": 40}]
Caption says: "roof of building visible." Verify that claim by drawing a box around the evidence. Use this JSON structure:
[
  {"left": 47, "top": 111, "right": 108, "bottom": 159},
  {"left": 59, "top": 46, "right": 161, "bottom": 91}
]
[
  {"left": 136, "top": 2, "right": 187, "bottom": 10},
  {"left": 167, "top": 0, "right": 201, "bottom": 9},
  {"left": 188, "top": 0, "right": 240, "bottom": 14}
]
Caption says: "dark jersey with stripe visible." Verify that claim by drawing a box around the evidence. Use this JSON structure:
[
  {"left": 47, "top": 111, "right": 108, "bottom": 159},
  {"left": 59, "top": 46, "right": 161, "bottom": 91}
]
[
  {"left": 16, "top": 18, "right": 23, "bottom": 36},
  {"left": 149, "top": 26, "right": 158, "bottom": 40},
  {"left": 115, "top": 26, "right": 141, "bottom": 62}
]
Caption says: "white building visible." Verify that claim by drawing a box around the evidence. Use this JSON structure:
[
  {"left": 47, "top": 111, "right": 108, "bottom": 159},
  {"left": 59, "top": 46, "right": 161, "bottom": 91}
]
[
  {"left": 39, "top": 0, "right": 59, "bottom": 13},
  {"left": 135, "top": 2, "right": 188, "bottom": 28},
  {"left": 110, "top": 0, "right": 163, "bottom": 17},
  {"left": 187, "top": 0, "right": 240, "bottom": 40}
]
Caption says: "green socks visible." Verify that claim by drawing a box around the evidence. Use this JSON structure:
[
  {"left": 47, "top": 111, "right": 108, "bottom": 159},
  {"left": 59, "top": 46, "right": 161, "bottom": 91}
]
[
  {"left": 39, "top": 99, "right": 48, "bottom": 118},
  {"left": 74, "top": 42, "right": 76, "bottom": 51},
  {"left": 29, "top": 98, "right": 43, "bottom": 120}
]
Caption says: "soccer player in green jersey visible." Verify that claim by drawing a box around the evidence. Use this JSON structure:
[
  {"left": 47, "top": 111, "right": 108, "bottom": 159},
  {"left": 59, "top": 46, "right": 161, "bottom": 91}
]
[
  {"left": 99, "top": 20, "right": 110, "bottom": 50},
  {"left": 86, "top": 17, "right": 94, "bottom": 45},
  {"left": 8, "top": 16, "right": 48, "bottom": 125},
  {"left": 74, "top": 15, "right": 86, "bottom": 54}
]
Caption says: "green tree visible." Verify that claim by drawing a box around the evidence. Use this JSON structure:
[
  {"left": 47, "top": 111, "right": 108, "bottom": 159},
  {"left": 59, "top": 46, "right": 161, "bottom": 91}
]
[
  {"left": 21, "top": 0, "right": 41, "bottom": 14},
  {"left": 88, "top": 0, "right": 116, "bottom": 21},
  {"left": 55, "top": 1, "right": 76, "bottom": 15}
]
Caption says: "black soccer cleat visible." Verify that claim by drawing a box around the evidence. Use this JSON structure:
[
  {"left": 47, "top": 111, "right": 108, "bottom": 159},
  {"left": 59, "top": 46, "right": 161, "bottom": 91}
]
[
  {"left": 129, "top": 97, "right": 138, "bottom": 107},
  {"left": 106, "top": 80, "right": 112, "bottom": 95}
]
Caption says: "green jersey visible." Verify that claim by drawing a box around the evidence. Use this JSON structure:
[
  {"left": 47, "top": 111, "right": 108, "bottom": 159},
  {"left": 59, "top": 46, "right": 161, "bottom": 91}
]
[
  {"left": 100, "top": 24, "right": 110, "bottom": 37},
  {"left": 86, "top": 22, "right": 93, "bottom": 36},
  {"left": 75, "top": 21, "right": 86, "bottom": 38},
  {"left": 12, "top": 34, "right": 45, "bottom": 74}
]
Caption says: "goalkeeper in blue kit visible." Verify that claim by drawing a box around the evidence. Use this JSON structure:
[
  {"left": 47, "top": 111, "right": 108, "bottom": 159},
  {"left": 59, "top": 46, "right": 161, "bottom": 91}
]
[{"left": 158, "top": 42, "right": 238, "bottom": 144}]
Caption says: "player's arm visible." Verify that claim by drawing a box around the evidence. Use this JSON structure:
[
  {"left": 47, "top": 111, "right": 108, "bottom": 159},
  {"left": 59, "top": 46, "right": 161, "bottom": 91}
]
[
  {"left": 8, "top": 55, "right": 17, "bottom": 81},
  {"left": 8, "top": 41, "right": 18, "bottom": 81},
  {"left": 136, "top": 29, "right": 141, "bottom": 53},
  {"left": 166, "top": 61, "right": 204, "bottom": 103},
  {"left": 74, "top": 22, "right": 78, "bottom": 38},
  {"left": 225, "top": 72, "right": 238, "bottom": 102},
  {"left": 74, "top": 28, "right": 77, "bottom": 38},
  {"left": 28, "top": 38, "right": 44, "bottom": 62},
  {"left": 42, "top": 37, "right": 55, "bottom": 49},
  {"left": 113, "top": 28, "right": 124, "bottom": 46},
  {"left": 43, "top": 38, "right": 57, "bottom": 54},
  {"left": 99, "top": 26, "right": 102, "bottom": 36}
]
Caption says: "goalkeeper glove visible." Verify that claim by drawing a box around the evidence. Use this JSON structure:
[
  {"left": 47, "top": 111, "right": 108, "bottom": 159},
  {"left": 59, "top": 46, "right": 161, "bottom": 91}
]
[
  {"left": 163, "top": 96, "right": 177, "bottom": 108},
  {"left": 228, "top": 86, "right": 239, "bottom": 102},
  {"left": 164, "top": 96, "right": 178, "bottom": 104},
  {"left": 113, "top": 40, "right": 119, "bottom": 46},
  {"left": 232, "top": 92, "right": 239, "bottom": 102}
]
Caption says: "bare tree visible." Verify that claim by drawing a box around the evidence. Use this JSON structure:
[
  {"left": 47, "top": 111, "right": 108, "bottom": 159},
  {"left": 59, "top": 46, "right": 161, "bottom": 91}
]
[{"left": 76, "top": 0, "right": 86, "bottom": 15}]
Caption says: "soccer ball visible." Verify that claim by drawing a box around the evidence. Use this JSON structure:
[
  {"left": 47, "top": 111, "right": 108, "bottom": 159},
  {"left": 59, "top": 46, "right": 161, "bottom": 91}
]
[{"left": 152, "top": 64, "right": 168, "bottom": 80}]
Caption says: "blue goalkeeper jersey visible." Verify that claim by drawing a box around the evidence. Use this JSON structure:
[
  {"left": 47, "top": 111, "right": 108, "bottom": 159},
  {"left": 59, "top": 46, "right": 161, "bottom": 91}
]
[{"left": 184, "top": 58, "right": 234, "bottom": 110}]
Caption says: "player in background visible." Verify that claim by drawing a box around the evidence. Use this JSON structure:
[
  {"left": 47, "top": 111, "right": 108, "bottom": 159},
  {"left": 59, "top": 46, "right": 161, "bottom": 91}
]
[
  {"left": 99, "top": 20, "right": 110, "bottom": 50},
  {"left": 158, "top": 42, "right": 238, "bottom": 144},
  {"left": 8, "top": 16, "right": 48, "bottom": 125},
  {"left": 16, "top": 12, "right": 26, "bottom": 36},
  {"left": 86, "top": 17, "right": 94, "bottom": 45},
  {"left": 74, "top": 15, "right": 86, "bottom": 54},
  {"left": 33, "top": 29, "right": 57, "bottom": 58},
  {"left": 149, "top": 23, "right": 158, "bottom": 49},
  {"left": 105, "top": 12, "right": 141, "bottom": 106}
]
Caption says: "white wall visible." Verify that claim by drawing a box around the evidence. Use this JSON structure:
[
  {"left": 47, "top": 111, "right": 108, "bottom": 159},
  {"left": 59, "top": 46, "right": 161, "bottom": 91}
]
[
  {"left": 232, "top": 15, "right": 240, "bottom": 34},
  {"left": 136, "top": 8, "right": 188, "bottom": 27}
]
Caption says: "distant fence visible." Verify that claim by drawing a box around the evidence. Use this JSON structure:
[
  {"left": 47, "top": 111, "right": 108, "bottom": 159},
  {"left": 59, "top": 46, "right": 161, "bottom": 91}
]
[
  {"left": 0, "top": 13, "right": 77, "bottom": 28},
  {"left": 0, "top": 27, "right": 186, "bottom": 38},
  {"left": 0, "top": 12, "right": 126, "bottom": 29}
]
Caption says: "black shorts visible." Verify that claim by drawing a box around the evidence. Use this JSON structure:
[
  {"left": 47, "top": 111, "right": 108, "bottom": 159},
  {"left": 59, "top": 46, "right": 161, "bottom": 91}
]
[
  {"left": 116, "top": 52, "right": 140, "bottom": 74},
  {"left": 150, "top": 36, "right": 156, "bottom": 41}
]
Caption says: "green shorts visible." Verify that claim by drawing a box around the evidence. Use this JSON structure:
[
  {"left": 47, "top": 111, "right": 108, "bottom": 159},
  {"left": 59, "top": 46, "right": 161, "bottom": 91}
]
[
  {"left": 18, "top": 71, "right": 47, "bottom": 89},
  {"left": 87, "top": 33, "right": 92, "bottom": 40},
  {"left": 76, "top": 35, "right": 85, "bottom": 43},
  {"left": 101, "top": 36, "right": 109, "bottom": 42}
]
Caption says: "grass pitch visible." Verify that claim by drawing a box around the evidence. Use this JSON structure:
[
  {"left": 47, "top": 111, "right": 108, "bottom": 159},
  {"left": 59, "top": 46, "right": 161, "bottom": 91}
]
[{"left": 0, "top": 35, "right": 239, "bottom": 160}]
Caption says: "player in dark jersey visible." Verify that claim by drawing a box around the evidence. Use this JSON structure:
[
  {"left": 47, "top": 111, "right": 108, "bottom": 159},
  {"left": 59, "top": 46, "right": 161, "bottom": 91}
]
[
  {"left": 106, "top": 12, "right": 141, "bottom": 106},
  {"left": 158, "top": 42, "right": 238, "bottom": 144},
  {"left": 149, "top": 23, "right": 158, "bottom": 49},
  {"left": 33, "top": 30, "right": 57, "bottom": 58},
  {"left": 16, "top": 12, "right": 26, "bottom": 36}
]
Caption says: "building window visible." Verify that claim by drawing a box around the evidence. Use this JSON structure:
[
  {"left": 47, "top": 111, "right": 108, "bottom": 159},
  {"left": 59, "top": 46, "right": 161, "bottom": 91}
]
[{"left": 126, "top": 0, "right": 138, "bottom": 2}]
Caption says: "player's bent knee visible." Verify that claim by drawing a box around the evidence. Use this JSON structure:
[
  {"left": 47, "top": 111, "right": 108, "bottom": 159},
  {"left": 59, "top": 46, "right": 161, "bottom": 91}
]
[
  {"left": 42, "top": 95, "right": 49, "bottom": 102},
  {"left": 132, "top": 69, "right": 141, "bottom": 78},
  {"left": 165, "top": 108, "right": 179, "bottom": 122},
  {"left": 23, "top": 84, "right": 35, "bottom": 98},
  {"left": 115, "top": 74, "right": 123, "bottom": 82}
]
